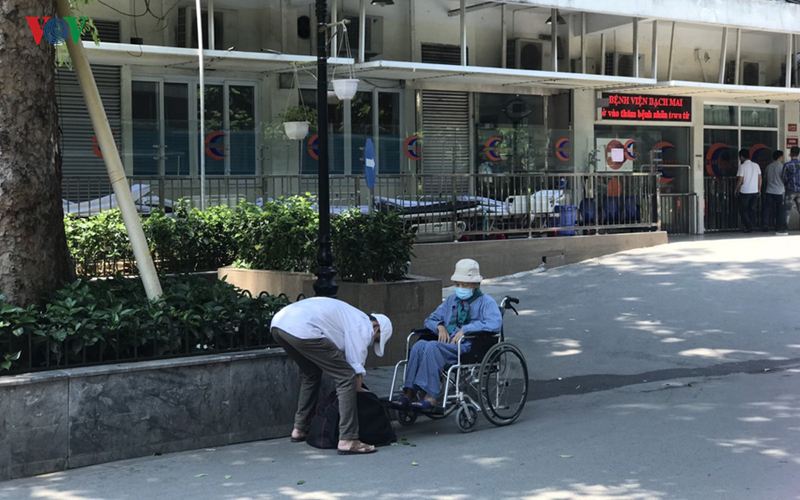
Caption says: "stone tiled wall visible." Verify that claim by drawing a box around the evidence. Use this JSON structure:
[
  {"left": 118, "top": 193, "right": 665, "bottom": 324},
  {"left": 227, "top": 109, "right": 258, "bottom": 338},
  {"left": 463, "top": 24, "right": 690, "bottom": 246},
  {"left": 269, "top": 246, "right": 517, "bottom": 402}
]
[
  {"left": 410, "top": 232, "right": 669, "bottom": 286},
  {"left": 0, "top": 351, "right": 323, "bottom": 482}
]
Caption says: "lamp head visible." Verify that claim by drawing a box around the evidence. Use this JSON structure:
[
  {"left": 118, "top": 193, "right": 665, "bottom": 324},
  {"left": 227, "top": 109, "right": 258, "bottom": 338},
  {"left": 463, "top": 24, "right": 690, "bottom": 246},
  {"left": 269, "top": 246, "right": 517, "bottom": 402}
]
[{"left": 371, "top": 0, "right": 394, "bottom": 5}]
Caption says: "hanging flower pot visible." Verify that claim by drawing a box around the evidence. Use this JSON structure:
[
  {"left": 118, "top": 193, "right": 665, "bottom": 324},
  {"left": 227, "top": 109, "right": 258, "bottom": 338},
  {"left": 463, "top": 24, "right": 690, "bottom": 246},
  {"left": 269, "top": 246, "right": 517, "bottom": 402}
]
[
  {"left": 333, "top": 78, "right": 359, "bottom": 101},
  {"left": 283, "top": 121, "right": 310, "bottom": 141}
]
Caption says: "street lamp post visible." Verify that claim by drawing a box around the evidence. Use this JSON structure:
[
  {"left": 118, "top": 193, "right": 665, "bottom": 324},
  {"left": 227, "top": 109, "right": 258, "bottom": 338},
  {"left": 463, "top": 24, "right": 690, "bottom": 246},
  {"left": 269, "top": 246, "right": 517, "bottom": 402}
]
[{"left": 313, "top": 0, "right": 339, "bottom": 298}]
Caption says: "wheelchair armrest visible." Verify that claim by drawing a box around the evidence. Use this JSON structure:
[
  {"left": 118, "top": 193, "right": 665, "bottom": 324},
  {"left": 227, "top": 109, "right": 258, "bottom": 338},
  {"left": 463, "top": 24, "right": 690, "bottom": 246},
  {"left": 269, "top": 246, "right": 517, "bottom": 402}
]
[
  {"left": 408, "top": 328, "right": 437, "bottom": 341},
  {"left": 462, "top": 330, "right": 500, "bottom": 340}
]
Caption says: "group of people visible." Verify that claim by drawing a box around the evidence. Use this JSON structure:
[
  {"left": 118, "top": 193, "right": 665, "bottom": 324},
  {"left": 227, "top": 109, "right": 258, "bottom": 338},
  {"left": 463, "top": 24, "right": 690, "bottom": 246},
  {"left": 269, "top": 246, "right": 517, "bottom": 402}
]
[
  {"left": 736, "top": 146, "right": 800, "bottom": 234},
  {"left": 269, "top": 259, "right": 500, "bottom": 455}
]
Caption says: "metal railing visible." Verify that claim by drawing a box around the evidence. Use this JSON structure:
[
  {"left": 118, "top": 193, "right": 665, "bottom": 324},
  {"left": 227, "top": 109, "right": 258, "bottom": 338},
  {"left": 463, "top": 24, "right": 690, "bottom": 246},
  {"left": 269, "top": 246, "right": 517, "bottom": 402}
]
[
  {"left": 62, "top": 172, "right": 661, "bottom": 241},
  {"left": 660, "top": 193, "right": 698, "bottom": 235},
  {"left": 704, "top": 176, "right": 740, "bottom": 232}
]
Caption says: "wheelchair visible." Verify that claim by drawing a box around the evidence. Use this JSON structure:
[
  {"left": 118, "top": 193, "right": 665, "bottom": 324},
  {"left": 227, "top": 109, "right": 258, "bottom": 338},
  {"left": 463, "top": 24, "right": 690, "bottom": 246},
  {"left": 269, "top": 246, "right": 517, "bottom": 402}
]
[{"left": 386, "top": 296, "right": 528, "bottom": 433}]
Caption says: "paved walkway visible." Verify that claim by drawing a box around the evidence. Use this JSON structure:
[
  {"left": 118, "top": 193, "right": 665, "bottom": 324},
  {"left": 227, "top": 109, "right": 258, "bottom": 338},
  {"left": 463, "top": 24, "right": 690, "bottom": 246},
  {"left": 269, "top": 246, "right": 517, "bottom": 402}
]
[
  {"left": 3, "top": 233, "right": 800, "bottom": 499},
  {"left": 370, "top": 233, "right": 800, "bottom": 399}
]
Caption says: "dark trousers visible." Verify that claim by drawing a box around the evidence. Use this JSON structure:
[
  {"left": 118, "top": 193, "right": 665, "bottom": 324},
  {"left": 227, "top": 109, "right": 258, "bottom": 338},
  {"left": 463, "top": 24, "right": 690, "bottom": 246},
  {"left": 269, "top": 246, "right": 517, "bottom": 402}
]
[
  {"left": 762, "top": 193, "right": 787, "bottom": 231},
  {"left": 738, "top": 193, "right": 759, "bottom": 232},
  {"left": 271, "top": 327, "right": 360, "bottom": 440},
  {"left": 786, "top": 192, "right": 800, "bottom": 230}
]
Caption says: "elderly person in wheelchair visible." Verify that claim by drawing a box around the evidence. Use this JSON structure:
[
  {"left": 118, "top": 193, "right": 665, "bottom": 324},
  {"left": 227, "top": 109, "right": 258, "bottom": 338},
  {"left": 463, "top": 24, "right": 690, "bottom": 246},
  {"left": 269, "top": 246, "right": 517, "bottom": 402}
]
[{"left": 392, "top": 259, "right": 502, "bottom": 412}]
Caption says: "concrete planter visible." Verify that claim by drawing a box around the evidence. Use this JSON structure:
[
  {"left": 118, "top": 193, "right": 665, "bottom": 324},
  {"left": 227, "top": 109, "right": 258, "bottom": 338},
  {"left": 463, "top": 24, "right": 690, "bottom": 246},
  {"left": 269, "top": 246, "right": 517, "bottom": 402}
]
[
  {"left": 0, "top": 350, "right": 328, "bottom": 482},
  {"left": 218, "top": 267, "right": 442, "bottom": 367}
]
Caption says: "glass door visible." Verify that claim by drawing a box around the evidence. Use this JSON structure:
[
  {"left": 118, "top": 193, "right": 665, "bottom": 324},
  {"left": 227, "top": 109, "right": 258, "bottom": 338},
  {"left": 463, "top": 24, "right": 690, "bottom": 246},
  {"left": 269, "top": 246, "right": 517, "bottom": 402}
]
[
  {"left": 199, "top": 82, "right": 257, "bottom": 175},
  {"left": 132, "top": 80, "right": 160, "bottom": 176},
  {"left": 132, "top": 80, "right": 191, "bottom": 176}
]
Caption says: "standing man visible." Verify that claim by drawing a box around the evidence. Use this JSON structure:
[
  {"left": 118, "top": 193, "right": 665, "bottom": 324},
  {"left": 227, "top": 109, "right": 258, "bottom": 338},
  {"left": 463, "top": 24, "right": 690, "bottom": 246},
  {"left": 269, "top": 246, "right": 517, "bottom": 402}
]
[
  {"left": 783, "top": 146, "right": 800, "bottom": 233},
  {"left": 763, "top": 150, "right": 788, "bottom": 235},
  {"left": 271, "top": 297, "right": 393, "bottom": 455},
  {"left": 736, "top": 148, "right": 762, "bottom": 233}
]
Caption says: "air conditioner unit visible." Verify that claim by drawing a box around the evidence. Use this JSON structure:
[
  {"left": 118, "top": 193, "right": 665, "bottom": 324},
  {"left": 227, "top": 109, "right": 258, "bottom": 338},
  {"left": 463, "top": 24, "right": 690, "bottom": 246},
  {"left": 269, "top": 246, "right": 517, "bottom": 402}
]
[
  {"left": 176, "top": 6, "right": 224, "bottom": 49},
  {"left": 604, "top": 52, "right": 645, "bottom": 77},
  {"left": 342, "top": 15, "right": 384, "bottom": 59},
  {"left": 571, "top": 57, "right": 598, "bottom": 75},
  {"left": 507, "top": 39, "right": 552, "bottom": 71},
  {"left": 740, "top": 61, "right": 767, "bottom": 86}
]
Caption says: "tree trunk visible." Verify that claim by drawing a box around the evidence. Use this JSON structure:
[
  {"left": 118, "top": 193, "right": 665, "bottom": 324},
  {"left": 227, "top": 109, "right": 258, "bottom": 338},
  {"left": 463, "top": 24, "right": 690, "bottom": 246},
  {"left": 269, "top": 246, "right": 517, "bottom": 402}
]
[{"left": 0, "top": 0, "right": 72, "bottom": 305}]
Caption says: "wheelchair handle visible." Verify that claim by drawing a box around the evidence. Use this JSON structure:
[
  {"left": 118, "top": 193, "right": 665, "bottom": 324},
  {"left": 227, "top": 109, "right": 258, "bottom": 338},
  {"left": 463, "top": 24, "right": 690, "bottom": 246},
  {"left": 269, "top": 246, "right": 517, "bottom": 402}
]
[{"left": 501, "top": 296, "right": 520, "bottom": 316}]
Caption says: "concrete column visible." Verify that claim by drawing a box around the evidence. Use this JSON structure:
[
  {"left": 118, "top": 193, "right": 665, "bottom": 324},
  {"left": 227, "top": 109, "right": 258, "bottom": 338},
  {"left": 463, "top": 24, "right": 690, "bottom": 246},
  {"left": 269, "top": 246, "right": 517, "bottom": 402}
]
[
  {"left": 359, "top": 0, "right": 366, "bottom": 63},
  {"left": 667, "top": 22, "right": 676, "bottom": 80},
  {"left": 718, "top": 27, "right": 728, "bottom": 84},
  {"left": 651, "top": 21, "right": 658, "bottom": 79},
  {"left": 692, "top": 97, "right": 705, "bottom": 234},
  {"left": 581, "top": 13, "right": 586, "bottom": 74},
  {"left": 460, "top": 0, "right": 467, "bottom": 66},
  {"left": 633, "top": 18, "right": 639, "bottom": 78},
  {"left": 573, "top": 89, "right": 596, "bottom": 174},
  {"left": 551, "top": 9, "right": 558, "bottom": 72},
  {"left": 120, "top": 65, "right": 133, "bottom": 175},
  {"left": 501, "top": 4, "right": 507, "bottom": 69}
]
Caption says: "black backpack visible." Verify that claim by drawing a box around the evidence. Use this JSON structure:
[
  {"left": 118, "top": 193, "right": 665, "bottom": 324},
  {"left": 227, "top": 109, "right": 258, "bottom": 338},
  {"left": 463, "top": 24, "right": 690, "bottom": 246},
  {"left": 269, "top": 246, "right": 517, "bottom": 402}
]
[{"left": 307, "top": 390, "right": 396, "bottom": 449}]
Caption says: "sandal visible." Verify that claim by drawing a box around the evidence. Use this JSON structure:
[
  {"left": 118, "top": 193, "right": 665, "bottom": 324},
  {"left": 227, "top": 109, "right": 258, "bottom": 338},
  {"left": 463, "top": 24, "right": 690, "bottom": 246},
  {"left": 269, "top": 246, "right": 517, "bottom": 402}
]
[
  {"left": 410, "top": 399, "right": 435, "bottom": 411},
  {"left": 337, "top": 441, "right": 377, "bottom": 455},
  {"left": 290, "top": 430, "right": 307, "bottom": 443},
  {"left": 390, "top": 396, "right": 411, "bottom": 410}
]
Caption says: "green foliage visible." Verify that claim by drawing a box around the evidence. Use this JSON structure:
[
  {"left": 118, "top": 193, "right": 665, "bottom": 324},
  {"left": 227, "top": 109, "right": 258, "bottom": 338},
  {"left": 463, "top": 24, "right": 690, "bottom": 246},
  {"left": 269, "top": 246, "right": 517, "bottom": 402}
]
[
  {"left": 147, "top": 202, "right": 237, "bottom": 273},
  {"left": 233, "top": 197, "right": 318, "bottom": 272},
  {"left": 65, "top": 211, "right": 133, "bottom": 274},
  {"left": 65, "top": 198, "right": 416, "bottom": 283},
  {"left": 0, "top": 277, "right": 289, "bottom": 373},
  {"left": 65, "top": 204, "right": 240, "bottom": 275},
  {"left": 280, "top": 105, "right": 318, "bottom": 131},
  {"left": 332, "top": 210, "right": 414, "bottom": 282}
]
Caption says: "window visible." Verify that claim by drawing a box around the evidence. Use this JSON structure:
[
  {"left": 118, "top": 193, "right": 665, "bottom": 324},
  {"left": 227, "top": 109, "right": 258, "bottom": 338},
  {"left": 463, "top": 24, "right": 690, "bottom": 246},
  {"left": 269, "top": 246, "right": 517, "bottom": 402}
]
[
  {"left": 703, "top": 104, "right": 779, "bottom": 176},
  {"left": 596, "top": 125, "right": 692, "bottom": 193},
  {"left": 704, "top": 105, "right": 738, "bottom": 127},
  {"left": 298, "top": 89, "right": 401, "bottom": 175},
  {"left": 132, "top": 79, "right": 256, "bottom": 176},
  {"left": 475, "top": 93, "right": 546, "bottom": 173}
]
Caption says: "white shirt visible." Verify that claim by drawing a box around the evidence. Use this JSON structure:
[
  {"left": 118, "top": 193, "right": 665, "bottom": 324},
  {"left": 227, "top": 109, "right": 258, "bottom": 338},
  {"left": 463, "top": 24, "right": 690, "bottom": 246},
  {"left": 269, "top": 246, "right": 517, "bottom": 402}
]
[
  {"left": 271, "top": 297, "right": 373, "bottom": 375},
  {"left": 737, "top": 159, "right": 761, "bottom": 194}
]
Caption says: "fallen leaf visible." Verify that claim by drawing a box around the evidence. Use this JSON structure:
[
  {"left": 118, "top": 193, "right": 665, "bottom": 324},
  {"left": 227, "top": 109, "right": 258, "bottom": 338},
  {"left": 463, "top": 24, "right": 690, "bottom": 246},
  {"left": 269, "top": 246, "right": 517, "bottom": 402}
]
[
  {"left": 225, "top": 475, "right": 232, "bottom": 480},
  {"left": 297, "top": 480, "right": 305, "bottom": 485},
  {"left": 195, "top": 474, "right": 207, "bottom": 478},
  {"left": 391, "top": 443, "right": 398, "bottom": 446},
  {"left": 410, "top": 444, "right": 417, "bottom": 447},
  {"left": 402, "top": 442, "right": 410, "bottom": 446},
  {"left": 411, "top": 462, "right": 419, "bottom": 466},
  {"left": 560, "top": 455, "right": 573, "bottom": 459}
]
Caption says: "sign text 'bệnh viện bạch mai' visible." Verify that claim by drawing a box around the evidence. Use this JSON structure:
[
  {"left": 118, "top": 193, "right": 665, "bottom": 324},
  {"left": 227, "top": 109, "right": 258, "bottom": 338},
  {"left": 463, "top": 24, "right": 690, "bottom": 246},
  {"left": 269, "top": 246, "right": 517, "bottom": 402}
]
[{"left": 601, "top": 94, "right": 692, "bottom": 122}]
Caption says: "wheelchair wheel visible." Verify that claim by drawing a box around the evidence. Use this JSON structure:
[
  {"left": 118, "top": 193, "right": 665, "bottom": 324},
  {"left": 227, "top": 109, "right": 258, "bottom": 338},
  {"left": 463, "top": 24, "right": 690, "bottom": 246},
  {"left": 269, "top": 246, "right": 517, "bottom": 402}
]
[
  {"left": 455, "top": 404, "right": 478, "bottom": 433},
  {"left": 397, "top": 410, "right": 417, "bottom": 426},
  {"left": 478, "top": 343, "right": 529, "bottom": 426}
]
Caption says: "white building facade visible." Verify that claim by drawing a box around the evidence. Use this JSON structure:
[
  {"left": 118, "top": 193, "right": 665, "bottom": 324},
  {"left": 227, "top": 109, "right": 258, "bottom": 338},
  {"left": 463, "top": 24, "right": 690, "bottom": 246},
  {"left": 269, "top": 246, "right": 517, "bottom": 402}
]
[{"left": 57, "top": 0, "right": 800, "bottom": 233}]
